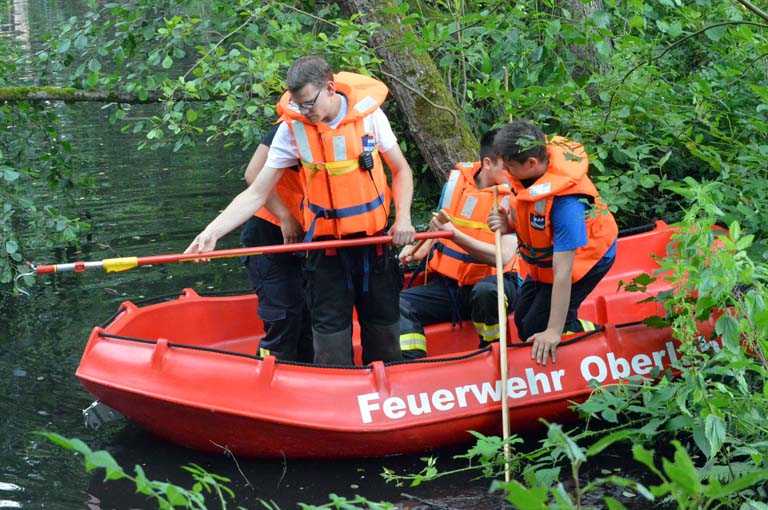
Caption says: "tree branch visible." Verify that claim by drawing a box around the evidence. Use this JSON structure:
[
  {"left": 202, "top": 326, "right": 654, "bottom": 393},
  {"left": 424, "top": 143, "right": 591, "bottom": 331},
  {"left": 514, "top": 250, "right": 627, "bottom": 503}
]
[
  {"left": 735, "top": 0, "right": 768, "bottom": 23},
  {"left": 377, "top": 69, "right": 459, "bottom": 125},
  {"left": 0, "top": 86, "right": 223, "bottom": 103},
  {"left": 602, "top": 20, "right": 768, "bottom": 130}
]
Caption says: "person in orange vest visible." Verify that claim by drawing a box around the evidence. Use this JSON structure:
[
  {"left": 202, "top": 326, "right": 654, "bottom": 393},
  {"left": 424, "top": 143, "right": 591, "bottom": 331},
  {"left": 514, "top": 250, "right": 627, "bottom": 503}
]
[
  {"left": 239, "top": 124, "right": 312, "bottom": 362},
  {"left": 397, "top": 129, "right": 520, "bottom": 359},
  {"left": 185, "top": 56, "right": 415, "bottom": 365},
  {"left": 488, "top": 120, "right": 618, "bottom": 366}
]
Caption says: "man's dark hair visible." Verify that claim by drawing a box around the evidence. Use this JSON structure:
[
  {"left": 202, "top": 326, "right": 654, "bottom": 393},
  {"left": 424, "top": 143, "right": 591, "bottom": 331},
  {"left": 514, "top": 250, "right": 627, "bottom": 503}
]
[
  {"left": 479, "top": 128, "right": 498, "bottom": 160},
  {"left": 493, "top": 120, "right": 547, "bottom": 164},
  {"left": 286, "top": 56, "right": 334, "bottom": 94}
]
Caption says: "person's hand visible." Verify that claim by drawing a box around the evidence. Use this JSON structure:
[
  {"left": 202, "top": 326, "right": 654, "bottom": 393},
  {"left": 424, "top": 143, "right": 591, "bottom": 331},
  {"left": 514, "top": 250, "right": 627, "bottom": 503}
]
[
  {"left": 389, "top": 217, "right": 416, "bottom": 246},
  {"left": 528, "top": 328, "right": 561, "bottom": 365},
  {"left": 488, "top": 206, "right": 512, "bottom": 234},
  {"left": 279, "top": 214, "right": 303, "bottom": 245},
  {"left": 398, "top": 244, "right": 416, "bottom": 264},
  {"left": 430, "top": 210, "right": 460, "bottom": 237},
  {"left": 184, "top": 228, "right": 219, "bottom": 261}
]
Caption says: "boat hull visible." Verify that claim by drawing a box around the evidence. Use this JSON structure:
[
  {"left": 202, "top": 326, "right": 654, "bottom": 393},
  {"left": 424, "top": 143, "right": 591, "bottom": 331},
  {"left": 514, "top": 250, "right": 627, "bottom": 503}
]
[{"left": 77, "top": 222, "right": 711, "bottom": 458}]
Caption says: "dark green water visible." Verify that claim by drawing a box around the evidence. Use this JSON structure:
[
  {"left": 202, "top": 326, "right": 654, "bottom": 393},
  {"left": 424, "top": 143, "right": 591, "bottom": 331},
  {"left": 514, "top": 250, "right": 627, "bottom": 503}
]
[{"left": 0, "top": 1, "right": 498, "bottom": 508}]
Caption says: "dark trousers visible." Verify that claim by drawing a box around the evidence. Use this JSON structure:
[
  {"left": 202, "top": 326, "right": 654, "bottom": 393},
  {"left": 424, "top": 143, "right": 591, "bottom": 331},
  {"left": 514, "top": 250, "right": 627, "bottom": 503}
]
[
  {"left": 514, "top": 256, "right": 615, "bottom": 341},
  {"left": 304, "top": 243, "right": 402, "bottom": 364},
  {"left": 399, "top": 273, "right": 519, "bottom": 358},
  {"left": 241, "top": 217, "right": 313, "bottom": 362}
]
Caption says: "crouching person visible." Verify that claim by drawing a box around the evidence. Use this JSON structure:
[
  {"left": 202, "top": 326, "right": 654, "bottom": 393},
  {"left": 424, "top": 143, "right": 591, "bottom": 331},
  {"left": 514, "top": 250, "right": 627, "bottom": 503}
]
[
  {"left": 488, "top": 120, "right": 618, "bottom": 366},
  {"left": 398, "top": 129, "right": 520, "bottom": 359}
]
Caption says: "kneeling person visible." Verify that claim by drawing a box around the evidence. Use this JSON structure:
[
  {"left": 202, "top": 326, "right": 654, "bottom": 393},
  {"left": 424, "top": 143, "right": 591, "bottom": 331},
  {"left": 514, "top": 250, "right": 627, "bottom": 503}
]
[
  {"left": 398, "top": 130, "right": 520, "bottom": 359},
  {"left": 488, "top": 120, "right": 618, "bottom": 366}
]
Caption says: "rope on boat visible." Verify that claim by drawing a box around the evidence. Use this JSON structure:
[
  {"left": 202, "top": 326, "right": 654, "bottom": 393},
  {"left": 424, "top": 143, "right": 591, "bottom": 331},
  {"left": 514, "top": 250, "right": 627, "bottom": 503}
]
[
  {"left": 95, "top": 324, "right": 627, "bottom": 369},
  {"left": 617, "top": 222, "right": 658, "bottom": 238}
]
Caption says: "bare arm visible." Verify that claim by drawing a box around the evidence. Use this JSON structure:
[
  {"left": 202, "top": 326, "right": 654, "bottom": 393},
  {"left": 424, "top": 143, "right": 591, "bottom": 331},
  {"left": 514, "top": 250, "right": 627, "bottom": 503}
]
[
  {"left": 546, "top": 250, "right": 574, "bottom": 335},
  {"left": 432, "top": 210, "right": 517, "bottom": 265},
  {"left": 381, "top": 145, "right": 415, "bottom": 245},
  {"left": 529, "top": 250, "right": 575, "bottom": 365},
  {"left": 448, "top": 226, "right": 517, "bottom": 266},
  {"left": 244, "top": 143, "right": 295, "bottom": 229},
  {"left": 244, "top": 143, "right": 269, "bottom": 185},
  {"left": 185, "top": 166, "right": 285, "bottom": 253}
]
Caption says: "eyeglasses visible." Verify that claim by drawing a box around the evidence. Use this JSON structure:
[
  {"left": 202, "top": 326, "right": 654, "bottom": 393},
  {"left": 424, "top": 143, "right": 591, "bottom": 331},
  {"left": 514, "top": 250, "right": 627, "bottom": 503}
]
[{"left": 289, "top": 88, "right": 323, "bottom": 113}]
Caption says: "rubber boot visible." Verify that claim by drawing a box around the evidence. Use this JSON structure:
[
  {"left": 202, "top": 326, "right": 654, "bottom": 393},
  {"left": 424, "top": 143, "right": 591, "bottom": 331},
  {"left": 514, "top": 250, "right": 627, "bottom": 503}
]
[
  {"left": 312, "top": 326, "right": 353, "bottom": 366},
  {"left": 361, "top": 322, "right": 403, "bottom": 364}
]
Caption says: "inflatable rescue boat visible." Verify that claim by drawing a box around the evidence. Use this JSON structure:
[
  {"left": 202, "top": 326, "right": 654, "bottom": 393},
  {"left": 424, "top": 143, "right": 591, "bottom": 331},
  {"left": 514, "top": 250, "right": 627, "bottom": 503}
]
[{"left": 76, "top": 221, "right": 709, "bottom": 458}]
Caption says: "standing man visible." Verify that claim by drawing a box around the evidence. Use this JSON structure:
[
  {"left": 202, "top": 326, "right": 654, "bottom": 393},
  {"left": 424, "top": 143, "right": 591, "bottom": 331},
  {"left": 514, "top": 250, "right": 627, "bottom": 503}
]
[
  {"left": 240, "top": 124, "right": 312, "bottom": 362},
  {"left": 185, "top": 56, "right": 415, "bottom": 365}
]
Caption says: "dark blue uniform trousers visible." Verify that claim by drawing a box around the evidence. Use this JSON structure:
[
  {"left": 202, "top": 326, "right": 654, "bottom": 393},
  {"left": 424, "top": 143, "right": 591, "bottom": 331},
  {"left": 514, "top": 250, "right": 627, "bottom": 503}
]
[
  {"left": 399, "top": 273, "right": 519, "bottom": 359},
  {"left": 241, "top": 217, "right": 313, "bottom": 362}
]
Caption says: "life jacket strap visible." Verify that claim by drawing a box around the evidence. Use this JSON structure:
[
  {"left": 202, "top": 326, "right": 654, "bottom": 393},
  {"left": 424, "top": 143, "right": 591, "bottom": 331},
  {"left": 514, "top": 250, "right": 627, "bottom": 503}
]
[
  {"left": 444, "top": 212, "right": 492, "bottom": 232},
  {"left": 433, "top": 242, "right": 478, "bottom": 263},
  {"left": 303, "top": 193, "right": 386, "bottom": 242},
  {"left": 301, "top": 149, "right": 379, "bottom": 177}
]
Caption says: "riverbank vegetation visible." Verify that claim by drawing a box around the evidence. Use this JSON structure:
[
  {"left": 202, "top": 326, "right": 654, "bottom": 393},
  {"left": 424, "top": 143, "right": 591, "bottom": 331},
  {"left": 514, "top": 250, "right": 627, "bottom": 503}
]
[{"left": 5, "top": 0, "right": 768, "bottom": 508}]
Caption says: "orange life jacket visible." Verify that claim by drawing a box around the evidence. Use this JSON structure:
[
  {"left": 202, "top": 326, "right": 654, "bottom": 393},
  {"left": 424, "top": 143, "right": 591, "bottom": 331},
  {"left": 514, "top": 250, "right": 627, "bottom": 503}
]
[
  {"left": 511, "top": 137, "right": 618, "bottom": 284},
  {"left": 276, "top": 72, "right": 391, "bottom": 241},
  {"left": 428, "top": 162, "right": 517, "bottom": 286},
  {"left": 254, "top": 166, "right": 304, "bottom": 227}
]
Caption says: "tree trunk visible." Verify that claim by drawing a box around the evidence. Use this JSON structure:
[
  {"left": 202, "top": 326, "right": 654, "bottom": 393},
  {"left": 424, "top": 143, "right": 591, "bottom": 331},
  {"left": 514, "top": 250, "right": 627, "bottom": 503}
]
[
  {"left": 0, "top": 86, "right": 218, "bottom": 103},
  {"left": 560, "top": 0, "right": 604, "bottom": 81},
  {"left": 336, "top": 0, "right": 478, "bottom": 182}
]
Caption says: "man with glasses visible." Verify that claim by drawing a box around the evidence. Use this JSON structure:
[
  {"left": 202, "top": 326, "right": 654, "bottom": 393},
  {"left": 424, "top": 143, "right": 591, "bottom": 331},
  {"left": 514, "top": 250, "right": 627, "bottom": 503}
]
[{"left": 186, "top": 56, "right": 415, "bottom": 365}]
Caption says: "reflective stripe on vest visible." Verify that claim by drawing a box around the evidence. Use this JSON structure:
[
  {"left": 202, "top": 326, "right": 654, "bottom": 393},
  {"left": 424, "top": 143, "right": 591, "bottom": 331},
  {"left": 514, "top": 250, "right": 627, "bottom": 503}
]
[
  {"left": 432, "top": 242, "right": 477, "bottom": 263},
  {"left": 428, "top": 162, "right": 517, "bottom": 286},
  {"left": 277, "top": 72, "right": 391, "bottom": 240}
]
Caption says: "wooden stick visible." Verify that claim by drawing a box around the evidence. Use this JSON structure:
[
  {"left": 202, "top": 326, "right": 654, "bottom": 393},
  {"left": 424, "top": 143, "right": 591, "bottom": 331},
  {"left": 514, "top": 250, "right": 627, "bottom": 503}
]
[{"left": 493, "top": 188, "right": 511, "bottom": 483}]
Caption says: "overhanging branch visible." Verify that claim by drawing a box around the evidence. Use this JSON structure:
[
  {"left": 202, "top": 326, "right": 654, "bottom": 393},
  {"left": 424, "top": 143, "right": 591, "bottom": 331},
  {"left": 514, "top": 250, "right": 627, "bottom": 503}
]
[{"left": 0, "top": 86, "right": 224, "bottom": 104}]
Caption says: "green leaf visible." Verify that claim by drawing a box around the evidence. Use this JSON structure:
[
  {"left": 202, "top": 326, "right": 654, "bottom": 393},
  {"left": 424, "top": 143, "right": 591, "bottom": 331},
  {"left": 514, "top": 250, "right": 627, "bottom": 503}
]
[
  {"left": 704, "top": 414, "right": 726, "bottom": 458},
  {"left": 58, "top": 38, "right": 71, "bottom": 53},
  {"left": 85, "top": 450, "right": 125, "bottom": 480},
  {"left": 5, "top": 240, "right": 18, "bottom": 254},
  {"left": 586, "top": 430, "right": 635, "bottom": 457},
  {"left": 164, "top": 484, "right": 189, "bottom": 505},
  {"left": 133, "top": 465, "right": 153, "bottom": 496},
  {"left": 501, "top": 480, "right": 548, "bottom": 509},
  {"left": 603, "top": 497, "right": 627, "bottom": 510},
  {"left": 162, "top": 55, "right": 173, "bottom": 69},
  {"left": 692, "top": 421, "right": 712, "bottom": 458},
  {"left": 715, "top": 314, "right": 739, "bottom": 347},
  {"left": 705, "top": 25, "right": 728, "bottom": 42},
  {"left": 185, "top": 109, "right": 198, "bottom": 122},
  {"left": 2, "top": 167, "right": 20, "bottom": 182},
  {"left": 661, "top": 441, "right": 701, "bottom": 496},
  {"left": 705, "top": 470, "right": 768, "bottom": 498},
  {"left": 632, "top": 444, "right": 664, "bottom": 480}
]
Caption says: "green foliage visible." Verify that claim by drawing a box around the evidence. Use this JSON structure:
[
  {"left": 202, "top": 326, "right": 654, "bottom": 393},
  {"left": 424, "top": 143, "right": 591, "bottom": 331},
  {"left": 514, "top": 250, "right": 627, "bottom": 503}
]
[
  {"left": 385, "top": 179, "right": 768, "bottom": 508},
  {"left": 40, "top": 1, "right": 379, "bottom": 151},
  {"left": 0, "top": 33, "right": 92, "bottom": 293},
  {"left": 298, "top": 494, "right": 396, "bottom": 510},
  {"left": 45, "top": 432, "right": 401, "bottom": 509},
  {"left": 42, "top": 432, "right": 238, "bottom": 509}
]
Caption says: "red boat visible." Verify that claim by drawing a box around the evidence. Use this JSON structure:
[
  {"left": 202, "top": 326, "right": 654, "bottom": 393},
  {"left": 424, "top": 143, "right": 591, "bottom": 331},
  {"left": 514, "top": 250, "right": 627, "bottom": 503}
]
[{"left": 76, "top": 221, "right": 712, "bottom": 458}]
